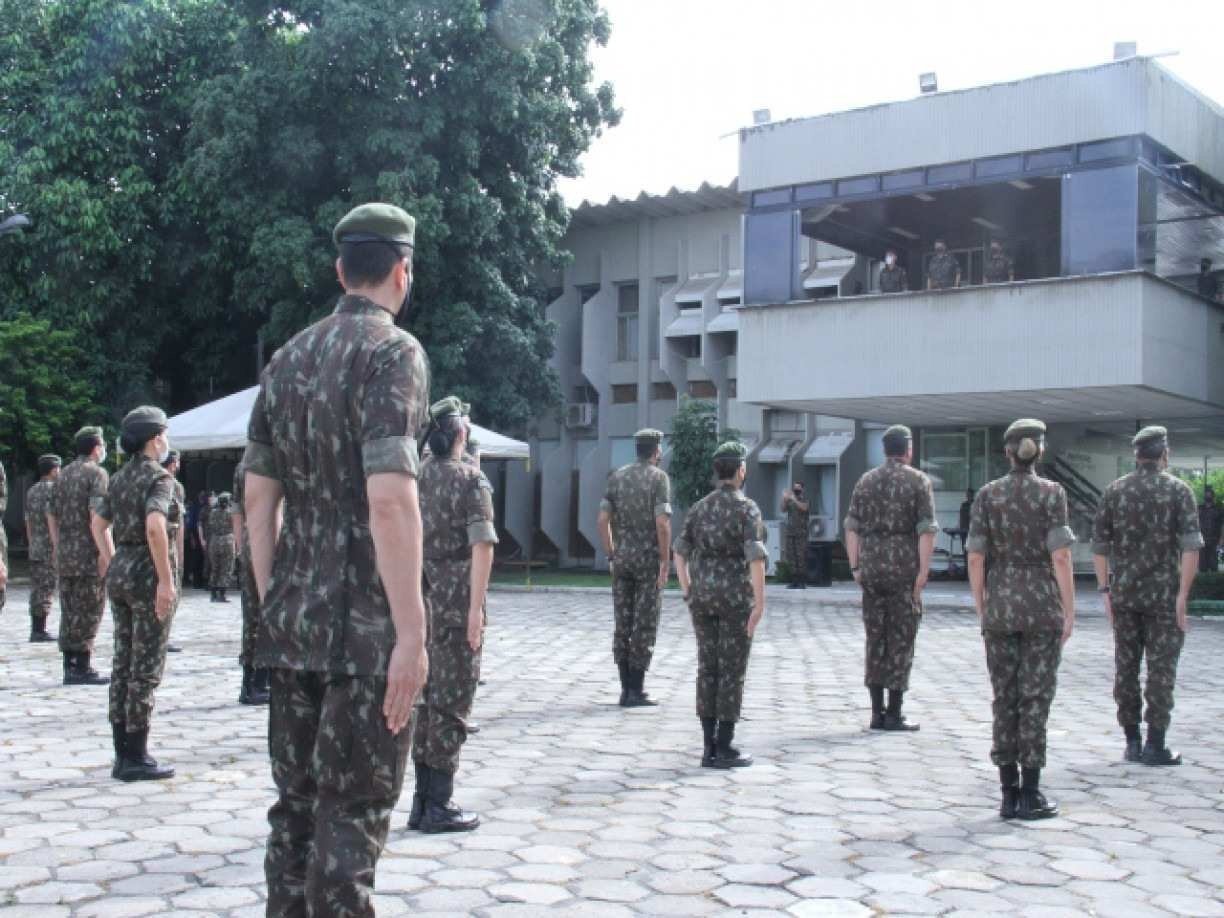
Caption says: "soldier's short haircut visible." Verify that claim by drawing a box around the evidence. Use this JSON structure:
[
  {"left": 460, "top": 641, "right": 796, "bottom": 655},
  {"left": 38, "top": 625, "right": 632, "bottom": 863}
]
[
  {"left": 426, "top": 413, "right": 466, "bottom": 460},
  {"left": 339, "top": 240, "right": 413, "bottom": 288},
  {"left": 713, "top": 457, "right": 742, "bottom": 481},
  {"left": 636, "top": 439, "right": 659, "bottom": 461},
  {"left": 75, "top": 432, "right": 103, "bottom": 457},
  {"left": 882, "top": 433, "right": 910, "bottom": 457},
  {"left": 1135, "top": 439, "right": 1167, "bottom": 462}
]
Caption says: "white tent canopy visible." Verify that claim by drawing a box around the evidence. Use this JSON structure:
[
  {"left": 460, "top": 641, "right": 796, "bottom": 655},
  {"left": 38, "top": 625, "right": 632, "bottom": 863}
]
[{"left": 167, "top": 386, "right": 529, "bottom": 460}]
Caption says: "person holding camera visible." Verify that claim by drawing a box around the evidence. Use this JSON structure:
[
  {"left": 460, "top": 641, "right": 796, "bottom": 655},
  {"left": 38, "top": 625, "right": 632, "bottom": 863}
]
[{"left": 780, "top": 481, "right": 810, "bottom": 589}]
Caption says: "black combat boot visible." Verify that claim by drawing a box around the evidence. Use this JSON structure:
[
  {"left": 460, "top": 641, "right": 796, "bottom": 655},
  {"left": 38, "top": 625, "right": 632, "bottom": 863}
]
[
  {"left": 617, "top": 662, "right": 630, "bottom": 706},
  {"left": 219, "top": 589, "right": 230, "bottom": 603},
  {"left": 118, "top": 728, "right": 175, "bottom": 782},
  {"left": 998, "top": 763, "right": 1020, "bottom": 819},
  {"left": 1016, "top": 767, "right": 1059, "bottom": 820},
  {"left": 700, "top": 717, "right": 717, "bottom": 768},
  {"left": 868, "top": 685, "right": 886, "bottom": 730},
  {"left": 209, "top": 589, "right": 219, "bottom": 603},
  {"left": 29, "top": 616, "right": 53, "bottom": 643},
  {"left": 710, "top": 720, "right": 753, "bottom": 768},
  {"left": 1141, "top": 727, "right": 1182, "bottom": 767},
  {"left": 420, "top": 768, "right": 479, "bottom": 833},
  {"left": 882, "top": 689, "right": 919, "bottom": 731},
  {"left": 111, "top": 722, "right": 128, "bottom": 780},
  {"left": 1123, "top": 724, "right": 1143, "bottom": 763},
  {"left": 250, "top": 668, "right": 271, "bottom": 705},
  {"left": 64, "top": 652, "right": 109, "bottom": 686},
  {"left": 238, "top": 666, "right": 256, "bottom": 705},
  {"left": 408, "top": 761, "right": 430, "bottom": 830},
  {"left": 623, "top": 668, "right": 658, "bottom": 708}
]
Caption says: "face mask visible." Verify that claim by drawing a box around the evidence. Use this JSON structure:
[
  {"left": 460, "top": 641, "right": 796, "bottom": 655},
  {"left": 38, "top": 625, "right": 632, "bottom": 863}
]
[
  {"left": 97, "top": 447, "right": 107, "bottom": 465},
  {"left": 158, "top": 441, "right": 170, "bottom": 464},
  {"left": 885, "top": 255, "right": 896, "bottom": 266}
]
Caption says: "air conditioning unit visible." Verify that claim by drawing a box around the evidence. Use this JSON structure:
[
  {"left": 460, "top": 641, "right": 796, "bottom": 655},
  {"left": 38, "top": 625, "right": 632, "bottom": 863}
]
[{"left": 565, "top": 402, "right": 595, "bottom": 428}]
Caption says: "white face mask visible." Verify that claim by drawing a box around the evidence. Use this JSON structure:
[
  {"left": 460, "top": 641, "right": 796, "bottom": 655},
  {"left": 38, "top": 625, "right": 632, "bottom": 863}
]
[
  {"left": 885, "top": 255, "right": 896, "bottom": 266},
  {"left": 97, "top": 446, "right": 107, "bottom": 465}
]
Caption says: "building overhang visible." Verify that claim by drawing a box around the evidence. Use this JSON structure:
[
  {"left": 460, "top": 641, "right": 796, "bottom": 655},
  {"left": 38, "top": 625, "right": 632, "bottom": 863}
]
[{"left": 738, "top": 272, "right": 1224, "bottom": 426}]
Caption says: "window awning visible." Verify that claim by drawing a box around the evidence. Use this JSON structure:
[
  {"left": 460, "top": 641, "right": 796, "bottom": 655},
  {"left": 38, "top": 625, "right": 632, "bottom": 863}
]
[
  {"left": 716, "top": 269, "right": 743, "bottom": 303},
  {"left": 803, "top": 258, "right": 854, "bottom": 291},
  {"left": 803, "top": 432, "right": 854, "bottom": 464},
  {"left": 665, "top": 311, "right": 703, "bottom": 337},
  {"left": 757, "top": 437, "right": 803, "bottom": 464},
  {"left": 674, "top": 273, "right": 721, "bottom": 305},
  {"left": 706, "top": 309, "right": 738, "bottom": 333}
]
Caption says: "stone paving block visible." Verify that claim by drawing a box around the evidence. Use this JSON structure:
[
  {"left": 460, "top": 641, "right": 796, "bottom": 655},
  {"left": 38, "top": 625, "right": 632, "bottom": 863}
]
[{"left": 488, "top": 881, "right": 571, "bottom": 905}]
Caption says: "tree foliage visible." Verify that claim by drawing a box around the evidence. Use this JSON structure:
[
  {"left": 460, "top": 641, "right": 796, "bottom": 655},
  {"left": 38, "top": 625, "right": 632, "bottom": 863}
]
[
  {"left": 668, "top": 397, "right": 739, "bottom": 509},
  {"left": 0, "top": 0, "right": 618, "bottom": 434}
]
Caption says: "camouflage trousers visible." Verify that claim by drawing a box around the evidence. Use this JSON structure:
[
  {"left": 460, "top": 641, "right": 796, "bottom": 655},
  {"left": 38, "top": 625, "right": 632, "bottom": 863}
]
[
  {"left": 209, "top": 538, "right": 235, "bottom": 589},
  {"left": 108, "top": 591, "right": 172, "bottom": 731},
  {"left": 238, "top": 554, "right": 260, "bottom": 667},
  {"left": 29, "top": 560, "right": 57, "bottom": 622},
  {"left": 1113, "top": 609, "right": 1184, "bottom": 731},
  {"left": 412, "top": 624, "right": 482, "bottom": 774},
  {"left": 983, "top": 630, "right": 1062, "bottom": 769},
  {"left": 784, "top": 533, "right": 807, "bottom": 584},
  {"left": 265, "top": 669, "right": 410, "bottom": 918},
  {"left": 862, "top": 587, "right": 921, "bottom": 691},
  {"left": 691, "top": 605, "right": 753, "bottom": 722},
  {"left": 612, "top": 565, "right": 662, "bottom": 671},
  {"left": 58, "top": 574, "right": 107, "bottom": 654}
]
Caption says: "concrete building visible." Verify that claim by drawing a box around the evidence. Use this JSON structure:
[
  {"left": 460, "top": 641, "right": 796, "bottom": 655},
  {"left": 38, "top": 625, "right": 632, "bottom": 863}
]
[{"left": 509, "top": 56, "right": 1224, "bottom": 573}]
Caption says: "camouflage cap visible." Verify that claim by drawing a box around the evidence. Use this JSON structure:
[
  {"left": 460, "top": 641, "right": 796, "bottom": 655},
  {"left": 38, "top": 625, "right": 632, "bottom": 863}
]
[
  {"left": 37, "top": 454, "right": 62, "bottom": 475},
  {"left": 1132, "top": 425, "right": 1168, "bottom": 449},
  {"left": 75, "top": 425, "right": 104, "bottom": 442},
  {"left": 634, "top": 428, "right": 664, "bottom": 443},
  {"left": 120, "top": 406, "right": 168, "bottom": 443},
  {"left": 430, "top": 396, "right": 466, "bottom": 422},
  {"left": 713, "top": 440, "right": 749, "bottom": 461},
  {"left": 1003, "top": 418, "right": 1046, "bottom": 442},
  {"left": 333, "top": 203, "right": 416, "bottom": 248},
  {"left": 883, "top": 424, "right": 912, "bottom": 441}
]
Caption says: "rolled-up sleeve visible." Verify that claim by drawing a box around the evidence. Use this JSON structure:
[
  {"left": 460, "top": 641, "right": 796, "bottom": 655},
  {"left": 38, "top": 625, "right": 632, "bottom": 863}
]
[
  {"left": 1091, "top": 490, "right": 1114, "bottom": 557},
  {"left": 1178, "top": 487, "right": 1206, "bottom": 550},
  {"left": 916, "top": 479, "right": 940, "bottom": 534},
  {"left": 243, "top": 381, "right": 279, "bottom": 480},
  {"left": 360, "top": 337, "right": 429, "bottom": 478},
  {"left": 95, "top": 493, "right": 113, "bottom": 523},
  {"left": 465, "top": 474, "right": 499, "bottom": 546},
  {"left": 600, "top": 477, "right": 614, "bottom": 516},
  {"left": 843, "top": 480, "right": 864, "bottom": 533},
  {"left": 145, "top": 475, "right": 174, "bottom": 518},
  {"left": 673, "top": 512, "right": 695, "bottom": 558},
  {"left": 742, "top": 502, "right": 768, "bottom": 563},
  {"left": 966, "top": 490, "right": 989, "bottom": 554},
  {"left": 653, "top": 473, "right": 672, "bottom": 519},
  {"left": 1045, "top": 487, "right": 1076, "bottom": 552}
]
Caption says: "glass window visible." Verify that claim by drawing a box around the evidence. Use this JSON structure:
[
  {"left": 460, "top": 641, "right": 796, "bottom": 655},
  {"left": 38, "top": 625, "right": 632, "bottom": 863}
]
[
  {"left": 689, "top": 381, "right": 717, "bottom": 399},
  {"left": 616, "top": 284, "right": 639, "bottom": 361},
  {"left": 611, "top": 384, "right": 637, "bottom": 404},
  {"left": 652, "top": 382, "right": 676, "bottom": 401},
  {"left": 922, "top": 432, "right": 969, "bottom": 492},
  {"left": 744, "top": 210, "right": 796, "bottom": 305}
]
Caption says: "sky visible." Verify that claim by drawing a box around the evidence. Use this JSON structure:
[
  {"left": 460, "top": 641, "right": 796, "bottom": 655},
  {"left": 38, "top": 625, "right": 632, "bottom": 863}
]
[{"left": 558, "top": 0, "right": 1224, "bottom": 207}]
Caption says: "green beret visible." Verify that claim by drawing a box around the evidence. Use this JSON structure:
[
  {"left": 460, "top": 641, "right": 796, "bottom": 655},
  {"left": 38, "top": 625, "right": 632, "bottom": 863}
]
[
  {"left": 430, "top": 396, "right": 466, "bottom": 422},
  {"left": 333, "top": 203, "right": 416, "bottom": 248},
  {"left": 37, "top": 454, "right": 61, "bottom": 475},
  {"left": 634, "top": 428, "right": 664, "bottom": 443},
  {"left": 882, "top": 425, "right": 912, "bottom": 441},
  {"left": 1132, "top": 425, "right": 1168, "bottom": 448},
  {"left": 75, "top": 426, "right": 104, "bottom": 442},
  {"left": 1004, "top": 418, "right": 1046, "bottom": 442},
  {"left": 121, "top": 406, "right": 169, "bottom": 443},
  {"left": 713, "top": 440, "right": 749, "bottom": 461}
]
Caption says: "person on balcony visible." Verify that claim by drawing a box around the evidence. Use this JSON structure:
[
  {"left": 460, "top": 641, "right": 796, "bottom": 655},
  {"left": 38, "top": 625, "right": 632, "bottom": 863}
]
[
  {"left": 926, "top": 239, "right": 961, "bottom": 290},
  {"left": 878, "top": 249, "right": 908, "bottom": 293},
  {"left": 984, "top": 240, "right": 1015, "bottom": 284}
]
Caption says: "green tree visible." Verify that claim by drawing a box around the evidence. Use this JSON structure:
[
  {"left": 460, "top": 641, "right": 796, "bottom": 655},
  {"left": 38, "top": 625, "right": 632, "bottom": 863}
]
[
  {"left": 668, "top": 397, "right": 740, "bottom": 509},
  {"left": 0, "top": 315, "right": 106, "bottom": 472}
]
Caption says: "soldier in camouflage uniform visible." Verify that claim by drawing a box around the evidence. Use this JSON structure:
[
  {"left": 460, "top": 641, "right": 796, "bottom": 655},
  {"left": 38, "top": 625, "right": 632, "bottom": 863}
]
[
  {"left": 96, "top": 407, "right": 178, "bottom": 781},
  {"left": 844, "top": 425, "right": 938, "bottom": 731},
  {"left": 598, "top": 428, "right": 672, "bottom": 706},
  {"left": 50, "top": 426, "right": 112, "bottom": 685},
  {"left": 780, "top": 481, "right": 810, "bottom": 589},
  {"left": 967, "top": 418, "right": 1076, "bottom": 820},
  {"left": 1092, "top": 426, "right": 1202, "bottom": 767},
  {"left": 984, "top": 239, "right": 1015, "bottom": 284},
  {"left": 242, "top": 203, "right": 430, "bottom": 916},
  {"left": 231, "top": 464, "right": 269, "bottom": 704},
  {"left": 926, "top": 238, "right": 961, "bottom": 290},
  {"left": 407, "top": 396, "right": 497, "bottom": 834},
  {"left": 25, "top": 455, "right": 61, "bottom": 642},
  {"left": 207, "top": 493, "right": 236, "bottom": 602},
  {"left": 161, "top": 450, "right": 185, "bottom": 654},
  {"left": 673, "top": 441, "right": 768, "bottom": 769},
  {"left": 878, "top": 248, "right": 908, "bottom": 293},
  {"left": 1197, "top": 486, "right": 1220, "bottom": 573}
]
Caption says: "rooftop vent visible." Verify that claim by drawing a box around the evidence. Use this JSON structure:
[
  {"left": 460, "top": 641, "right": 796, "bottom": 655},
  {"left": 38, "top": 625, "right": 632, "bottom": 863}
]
[
  {"left": 1114, "top": 41, "right": 1137, "bottom": 60},
  {"left": 918, "top": 72, "right": 938, "bottom": 94}
]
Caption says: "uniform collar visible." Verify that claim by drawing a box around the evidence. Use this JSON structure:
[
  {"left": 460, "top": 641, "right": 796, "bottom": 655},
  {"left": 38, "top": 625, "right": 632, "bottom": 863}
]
[
  {"left": 1136, "top": 462, "right": 1162, "bottom": 476},
  {"left": 1009, "top": 467, "right": 1036, "bottom": 477},
  {"left": 334, "top": 293, "right": 395, "bottom": 324},
  {"left": 885, "top": 457, "right": 908, "bottom": 466}
]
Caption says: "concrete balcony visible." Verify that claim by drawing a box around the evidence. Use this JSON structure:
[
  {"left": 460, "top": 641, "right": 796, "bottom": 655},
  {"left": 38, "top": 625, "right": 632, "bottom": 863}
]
[{"left": 738, "top": 271, "right": 1224, "bottom": 425}]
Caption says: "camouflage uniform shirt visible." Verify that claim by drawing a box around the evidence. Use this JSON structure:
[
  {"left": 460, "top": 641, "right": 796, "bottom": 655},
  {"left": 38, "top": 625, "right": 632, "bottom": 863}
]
[
  {"left": 878, "top": 264, "right": 908, "bottom": 293},
  {"left": 243, "top": 293, "right": 431, "bottom": 676},
  {"left": 601, "top": 461, "right": 671, "bottom": 572},
  {"left": 1092, "top": 465, "right": 1203, "bottom": 614},
  {"left": 844, "top": 459, "right": 939, "bottom": 593},
  {"left": 51, "top": 459, "right": 109, "bottom": 577},
  {"left": 927, "top": 252, "right": 960, "bottom": 289},
  {"left": 674, "top": 484, "right": 768, "bottom": 614},
  {"left": 25, "top": 480, "right": 57, "bottom": 562},
  {"left": 984, "top": 252, "right": 1014, "bottom": 283},
  {"left": 968, "top": 469, "right": 1076, "bottom": 632},
  {"left": 96, "top": 456, "right": 175, "bottom": 598},
  {"left": 420, "top": 456, "right": 498, "bottom": 628}
]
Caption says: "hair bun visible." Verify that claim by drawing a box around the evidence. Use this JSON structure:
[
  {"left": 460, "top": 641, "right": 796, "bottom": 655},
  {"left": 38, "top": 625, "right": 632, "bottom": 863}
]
[{"left": 1017, "top": 437, "right": 1039, "bottom": 461}]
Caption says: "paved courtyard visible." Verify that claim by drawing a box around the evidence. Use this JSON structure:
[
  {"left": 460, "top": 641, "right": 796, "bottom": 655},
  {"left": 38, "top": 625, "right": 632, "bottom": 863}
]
[{"left": 1, "top": 584, "right": 1223, "bottom": 917}]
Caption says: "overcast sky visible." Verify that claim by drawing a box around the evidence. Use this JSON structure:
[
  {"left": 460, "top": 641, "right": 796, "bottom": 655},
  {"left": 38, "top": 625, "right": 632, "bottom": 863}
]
[{"left": 558, "top": 0, "right": 1224, "bottom": 206}]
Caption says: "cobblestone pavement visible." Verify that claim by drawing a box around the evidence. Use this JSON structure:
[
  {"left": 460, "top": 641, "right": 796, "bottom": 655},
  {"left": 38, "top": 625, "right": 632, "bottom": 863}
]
[{"left": 1, "top": 585, "right": 1222, "bottom": 917}]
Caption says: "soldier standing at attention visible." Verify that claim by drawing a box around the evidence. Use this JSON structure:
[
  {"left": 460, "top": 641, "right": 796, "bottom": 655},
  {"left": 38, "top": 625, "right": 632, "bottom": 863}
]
[
  {"left": 95, "top": 408, "right": 178, "bottom": 781},
  {"left": 780, "top": 481, "right": 810, "bottom": 590},
  {"left": 926, "top": 238, "right": 961, "bottom": 290},
  {"left": 878, "top": 248, "right": 908, "bottom": 293},
  {"left": 967, "top": 419, "right": 1076, "bottom": 820},
  {"left": 243, "top": 203, "right": 430, "bottom": 915},
  {"left": 231, "top": 464, "right": 269, "bottom": 705},
  {"left": 597, "top": 428, "right": 672, "bottom": 707},
  {"left": 25, "top": 455, "right": 62, "bottom": 642},
  {"left": 161, "top": 450, "right": 185, "bottom": 654},
  {"left": 1092, "top": 426, "right": 1202, "bottom": 767},
  {"left": 844, "top": 425, "right": 938, "bottom": 731},
  {"left": 1196, "top": 485, "right": 1220, "bottom": 573},
  {"left": 207, "top": 493, "right": 236, "bottom": 602},
  {"left": 984, "top": 239, "right": 1015, "bottom": 284},
  {"left": 50, "top": 427, "right": 112, "bottom": 686},
  {"left": 407, "top": 396, "right": 497, "bottom": 834},
  {"left": 673, "top": 441, "right": 767, "bottom": 769}
]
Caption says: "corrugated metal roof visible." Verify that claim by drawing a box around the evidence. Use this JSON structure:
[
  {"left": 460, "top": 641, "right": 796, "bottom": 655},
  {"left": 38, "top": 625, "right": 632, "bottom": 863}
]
[{"left": 569, "top": 180, "right": 741, "bottom": 229}]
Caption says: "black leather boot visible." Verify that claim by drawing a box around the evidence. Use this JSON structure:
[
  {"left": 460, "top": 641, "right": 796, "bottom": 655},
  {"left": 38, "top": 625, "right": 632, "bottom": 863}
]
[
  {"left": 623, "top": 668, "right": 658, "bottom": 707},
  {"left": 882, "top": 689, "right": 919, "bottom": 731},
  {"left": 1123, "top": 724, "right": 1143, "bottom": 763},
  {"left": 64, "top": 652, "right": 109, "bottom": 686},
  {"left": 118, "top": 728, "right": 175, "bottom": 782},
  {"left": 617, "top": 662, "right": 630, "bottom": 706},
  {"left": 1016, "top": 767, "right": 1059, "bottom": 820},
  {"left": 700, "top": 717, "right": 717, "bottom": 768},
  {"left": 420, "top": 768, "right": 479, "bottom": 833},
  {"left": 219, "top": 589, "right": 230, "bottom": 603},
  {"left": 1142, "top": 727, "right": 1182, "bottom": 767},
  {"left": 250, "top": 668, "right": 271, "bottom": 705},
  {"left": 868, "top": 685, "right": 885, "bottom": 730},
  {"left": 111, "top": 722, "right": 128, "bottom": 780},
  {"left": 711, "top": 720, "right": 753, "bottom": 768},
  {"left": 29, "top": 616, "right": 53, "bottom": 643},
  {"left": 408, "top": 761, "right": 429, "bottom": 830},
  {"left": 998, "top": 763, "right": 1019, "bottom": 819},
  {"left": 238, "top": 666, "right": 257, "bottom": 705}
]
